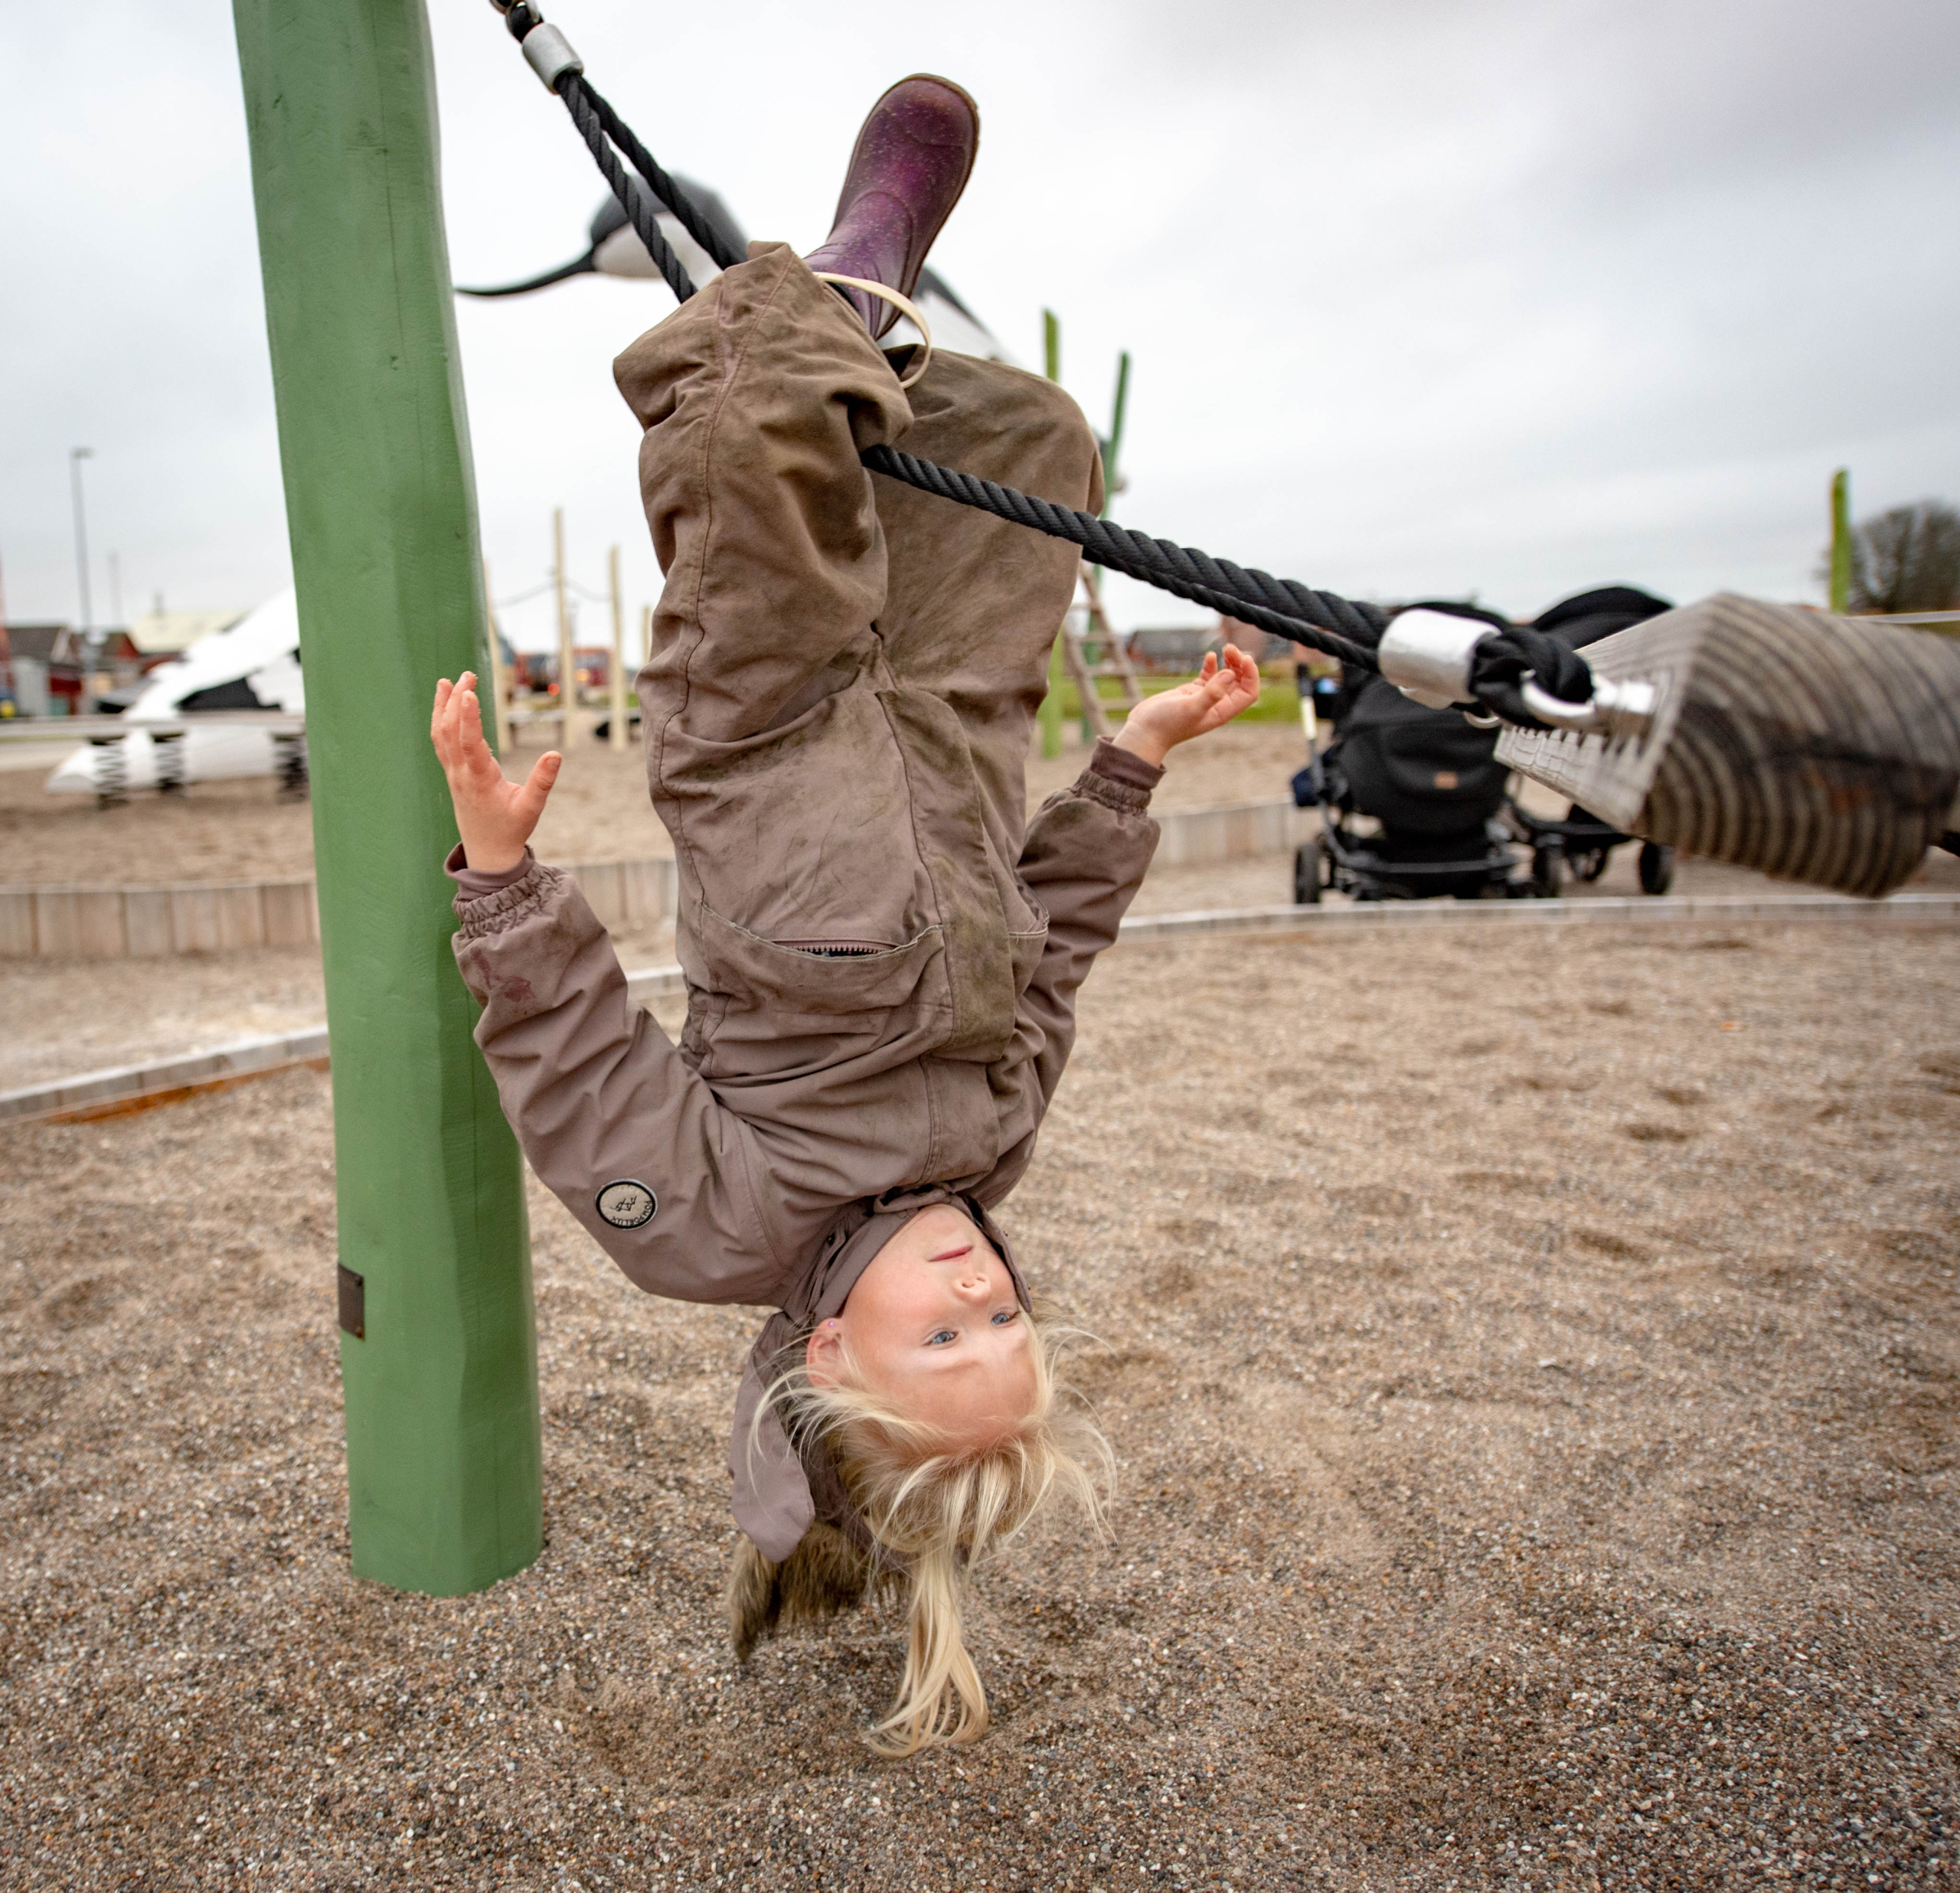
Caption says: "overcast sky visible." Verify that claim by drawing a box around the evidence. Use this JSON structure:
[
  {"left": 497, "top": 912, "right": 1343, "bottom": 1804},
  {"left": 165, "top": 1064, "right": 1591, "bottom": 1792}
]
[{"left": 3, "top": 0, "right": 1955, "bottom": 650}]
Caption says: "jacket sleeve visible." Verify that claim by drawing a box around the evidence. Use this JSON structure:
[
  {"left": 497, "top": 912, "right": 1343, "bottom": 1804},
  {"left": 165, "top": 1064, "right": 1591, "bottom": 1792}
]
[
  {"left": 448, "top": 850, "right": 786, "bottom": 1305},
  {"left": 976, "top": 740, "right": 1161, "bottom": 1204}
]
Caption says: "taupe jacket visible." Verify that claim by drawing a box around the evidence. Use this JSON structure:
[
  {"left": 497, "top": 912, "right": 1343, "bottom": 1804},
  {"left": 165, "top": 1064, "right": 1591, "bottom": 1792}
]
[{"left": 449, "top": 247, "right": 1161, "bottom": 1557}]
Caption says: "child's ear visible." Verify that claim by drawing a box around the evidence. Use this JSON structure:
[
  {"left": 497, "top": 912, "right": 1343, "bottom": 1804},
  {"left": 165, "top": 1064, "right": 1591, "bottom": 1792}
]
[{"left": 805, "top": 1320, "right": 845, "bottom": 1389}]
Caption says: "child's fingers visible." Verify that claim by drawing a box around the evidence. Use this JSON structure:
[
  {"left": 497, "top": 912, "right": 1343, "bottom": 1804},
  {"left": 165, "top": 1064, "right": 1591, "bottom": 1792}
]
[
  {"left": 455, "top": 690, "right": 501, "bottom": 779},
  {"left": 512, "top": 751, "right": 561, "bottom": 827},
  {"left": 431, "top": 677, "right": 456, "bottom": 762}
]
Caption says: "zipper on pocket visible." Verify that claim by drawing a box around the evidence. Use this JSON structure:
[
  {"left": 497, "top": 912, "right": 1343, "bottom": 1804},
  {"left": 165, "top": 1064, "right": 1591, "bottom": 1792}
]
[{"left": 776, "top": 938, "right": 893, "bottom": 958}]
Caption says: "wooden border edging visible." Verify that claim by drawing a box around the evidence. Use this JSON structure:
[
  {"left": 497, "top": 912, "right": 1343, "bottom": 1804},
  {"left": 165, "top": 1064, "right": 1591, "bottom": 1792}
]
[
  {"left": 0, "top": 800, "right": 1311, "bottom": 960},
  {"left": 4, "top": 894, "right": 1952, "bottom": 1129},
  {"left": 0, "top": 857, "right": 678, "bottom": 961}
]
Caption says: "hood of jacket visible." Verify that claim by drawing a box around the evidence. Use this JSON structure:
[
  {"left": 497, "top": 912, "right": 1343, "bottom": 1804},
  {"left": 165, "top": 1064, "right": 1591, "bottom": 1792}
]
[{"left": 728, "top": 1186, "right": 1031, "bottom": 1563}]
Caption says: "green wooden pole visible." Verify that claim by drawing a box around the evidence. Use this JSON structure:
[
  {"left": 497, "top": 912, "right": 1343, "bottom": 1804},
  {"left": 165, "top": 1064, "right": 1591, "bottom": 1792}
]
[
  {"left": 1102, "top": 350, "right": 1132, "bottom": 518},
  {"left": 1829, "top": 468, "right": 1854, "bottom": 614},
  {"left": 1039, "top": 308, "right": 1067, "bottom": 759},
  {"left": 233, "top": 0, "right": 542, "bottom": 1595}
]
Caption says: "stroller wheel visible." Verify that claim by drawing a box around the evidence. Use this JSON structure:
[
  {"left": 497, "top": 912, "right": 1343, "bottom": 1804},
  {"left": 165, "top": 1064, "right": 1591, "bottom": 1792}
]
[
  {"left": 1638, "top": 841, "right": 1676, "bottom": 896},
  {"left": 1531, "top": 844, "right": 1564, "bottom": 898},
  {"left": 1570, "top": 847, "right": 1609, "bottom": 883},
  {"left": 1293, "top": 840, "right": 1322, "bottom": 905}
]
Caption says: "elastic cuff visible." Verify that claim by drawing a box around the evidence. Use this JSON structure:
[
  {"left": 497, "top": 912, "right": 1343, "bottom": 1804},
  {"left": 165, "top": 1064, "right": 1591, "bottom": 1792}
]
[
  {"left": 1079, "top": 736, "right": 1163, "bottom": 813},
  {"left": 450, "top": 852, "right": 557, "bottom": 937},
  {"left": 446, "top": 842, "right": 536, "bottom": 900}
]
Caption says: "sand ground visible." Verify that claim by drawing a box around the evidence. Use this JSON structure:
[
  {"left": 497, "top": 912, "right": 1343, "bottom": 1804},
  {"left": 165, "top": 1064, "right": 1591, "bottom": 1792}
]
[{"left": 5, "top": 916, "right": 1958, "bottom": 1891}]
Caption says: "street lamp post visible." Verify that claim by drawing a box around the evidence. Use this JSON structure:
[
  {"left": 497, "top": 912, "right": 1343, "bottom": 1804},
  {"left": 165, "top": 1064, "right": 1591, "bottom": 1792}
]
[{"left": 69, "top": 447, "right": 97, "bottom": 713}]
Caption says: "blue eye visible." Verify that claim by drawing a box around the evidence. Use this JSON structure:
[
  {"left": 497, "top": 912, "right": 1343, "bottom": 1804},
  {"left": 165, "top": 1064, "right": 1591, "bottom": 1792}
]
[
  {"left": 928, "top": 1329, "right": 958, "bottom": 1346},
  {"left": 991, "top": 1308, "right": 1019, "bottom": 1326}
]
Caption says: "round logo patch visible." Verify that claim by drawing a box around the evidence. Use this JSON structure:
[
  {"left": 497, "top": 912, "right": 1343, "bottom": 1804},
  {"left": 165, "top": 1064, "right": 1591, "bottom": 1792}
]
[{"left": 596, "top": 1180, "right": 658, "bottom": 1229}]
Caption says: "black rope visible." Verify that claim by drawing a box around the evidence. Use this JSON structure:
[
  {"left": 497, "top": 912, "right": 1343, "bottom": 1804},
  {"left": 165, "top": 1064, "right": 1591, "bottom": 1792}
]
[
  {"left": 493, "top": 5, "right": 1606, "bottom": 706},
  {"left": 575, "top": 80, "right": 746, "bottom": 275},
  {"left": 861, "top": 446, "right": 1383, "bottom": 669},
  {"left": 557, "top": 77, "right": 697, "bottom": 305}
]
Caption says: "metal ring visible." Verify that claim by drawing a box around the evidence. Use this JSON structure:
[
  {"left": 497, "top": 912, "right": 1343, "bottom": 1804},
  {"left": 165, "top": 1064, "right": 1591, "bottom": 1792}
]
[
  {"left": 1518, "top": 676, "right": 1602, "bottom": 731},
  {"left": 1518, "top": 673, "right": 1658, "bottom": 741},
  {"left": 809, "top": 274, "right": 934, "bottom": 388}
]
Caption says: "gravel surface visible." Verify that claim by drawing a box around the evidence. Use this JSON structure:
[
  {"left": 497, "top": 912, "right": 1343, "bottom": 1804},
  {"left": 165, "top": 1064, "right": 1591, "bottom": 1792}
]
[{"left": 5, "top": 918, "right": 1958, "bottom": 1889}]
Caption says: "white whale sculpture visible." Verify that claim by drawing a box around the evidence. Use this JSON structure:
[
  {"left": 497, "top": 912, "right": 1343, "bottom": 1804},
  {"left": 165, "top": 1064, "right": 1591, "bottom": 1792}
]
[{"left": 45, "top": 590, "right": 304, "bottom": 795}]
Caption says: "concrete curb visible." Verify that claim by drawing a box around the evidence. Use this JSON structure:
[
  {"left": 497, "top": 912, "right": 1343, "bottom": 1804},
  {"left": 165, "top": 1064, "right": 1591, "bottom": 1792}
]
[
  {"left": 5, "top": 891, "right": 1953, "bottom": 1128},
  {"left": 1114, "top": 889, "right": 1960, "bottom": 942}
]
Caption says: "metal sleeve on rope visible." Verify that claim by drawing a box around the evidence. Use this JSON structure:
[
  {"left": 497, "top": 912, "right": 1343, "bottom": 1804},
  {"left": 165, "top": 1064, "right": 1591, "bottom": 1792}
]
[
  {"left": 519, "top": 23, "right": 583, "bottom": 91},
  {"left": 1375, "top": 609, "right": 1486, "bottom": 708}
]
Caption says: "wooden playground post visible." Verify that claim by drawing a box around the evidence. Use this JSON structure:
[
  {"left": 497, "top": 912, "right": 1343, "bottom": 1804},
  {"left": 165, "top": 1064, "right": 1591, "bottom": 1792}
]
[
  {"left": 609, "top": 545, "right": 628, "bottom": 752},
  {"left": 482, "top": 559, "right": 514, "bottom": 755},
  {"left": 1830, "top": 468, "right": 1854, "bottom": 615},
  {"left": 554, "top": 506, "right": 576, "bottom": 745},
  {"left": 233, "top": 0, "right": 541, "bottom": 1594},
  {"left": 1040, "top": 308, "right": 1066, "bottom": 760}
]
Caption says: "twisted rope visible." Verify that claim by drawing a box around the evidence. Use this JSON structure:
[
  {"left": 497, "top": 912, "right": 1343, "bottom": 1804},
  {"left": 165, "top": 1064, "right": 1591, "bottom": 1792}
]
[
  {"left": 558, "top": 77, "right": 696, "bottom": 305},
  {"left": 860, "top": 446, "right": 1383, "bottom": 668},
  {"left": 575, "top": 80, "right": 746, "bottom": 275}
]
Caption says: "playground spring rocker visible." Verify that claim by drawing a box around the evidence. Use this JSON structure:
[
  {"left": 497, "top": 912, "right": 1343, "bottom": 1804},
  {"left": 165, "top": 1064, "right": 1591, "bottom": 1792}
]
[{"left": 231, "top": 0, "right": 1960, "bottom": 1603}]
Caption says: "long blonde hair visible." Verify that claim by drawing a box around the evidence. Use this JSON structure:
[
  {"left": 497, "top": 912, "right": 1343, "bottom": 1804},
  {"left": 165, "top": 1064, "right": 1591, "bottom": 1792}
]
[{"left": 750, "top": 1310, "right": 1111, "bottom": 1756}]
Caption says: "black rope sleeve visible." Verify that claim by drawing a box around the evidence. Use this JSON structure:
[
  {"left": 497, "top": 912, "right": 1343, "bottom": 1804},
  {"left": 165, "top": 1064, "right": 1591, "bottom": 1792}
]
[
  {"left": 558, "top": 77, "right": 697, "bottom": 305},
  {"left": 1466, "top": 623, "right": 1596, "bottom": 727}
]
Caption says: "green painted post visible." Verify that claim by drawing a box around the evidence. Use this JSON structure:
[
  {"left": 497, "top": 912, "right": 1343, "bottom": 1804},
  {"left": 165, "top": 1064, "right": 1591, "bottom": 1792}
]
[
  {"left": 1102, "top": 350, "right": 1132, "bottom": 519},
  {"left": 1039, "top": 308, "right": 1067, "bottom": 759},
  {"left": 233, "top": 0, "right": 542, "bottom": 1595},
  {"left": 1829, "top": 468, "right": 1854, "bottom": 614}
]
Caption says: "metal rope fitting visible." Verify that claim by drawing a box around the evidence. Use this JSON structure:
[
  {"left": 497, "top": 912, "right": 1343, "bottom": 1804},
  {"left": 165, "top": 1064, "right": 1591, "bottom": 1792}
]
[
  {"left": 1518, "top": 674, "right": 1659, "bottom": 743},
  {"left": 1375, "top": 608, "right": 1488, "bottom": 709},
  {"left": 521, "top": 23, "right": 583, "bottom": 90}
]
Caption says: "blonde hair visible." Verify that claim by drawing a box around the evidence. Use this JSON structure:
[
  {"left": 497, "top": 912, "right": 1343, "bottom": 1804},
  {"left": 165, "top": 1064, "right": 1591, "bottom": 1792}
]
[{"left": 743, "top": 1310, "right": 1111, "bottom": 1756}]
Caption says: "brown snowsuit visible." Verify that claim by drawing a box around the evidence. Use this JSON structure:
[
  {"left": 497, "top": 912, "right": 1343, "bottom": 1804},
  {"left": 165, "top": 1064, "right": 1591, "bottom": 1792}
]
[{"left": 448, "top": 245, "right": 1162, "bottom": 1560}]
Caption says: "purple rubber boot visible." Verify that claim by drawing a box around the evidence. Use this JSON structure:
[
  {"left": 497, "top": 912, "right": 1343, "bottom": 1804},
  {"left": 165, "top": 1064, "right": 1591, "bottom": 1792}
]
[{"left": 802, "top": 74, "right": 979, "bottom": 338}]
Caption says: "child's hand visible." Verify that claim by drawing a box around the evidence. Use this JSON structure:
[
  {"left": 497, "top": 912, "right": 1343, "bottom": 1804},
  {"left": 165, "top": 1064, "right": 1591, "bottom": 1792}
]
[
  {"left": 430, "top": 672, "right": 561, "bottom": 873},
  {"left": 1112, "top": 643, "right": 1262, "bottom": 768}
]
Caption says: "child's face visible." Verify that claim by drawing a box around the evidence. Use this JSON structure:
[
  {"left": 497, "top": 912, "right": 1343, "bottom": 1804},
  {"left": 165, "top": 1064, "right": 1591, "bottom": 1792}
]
[{"left": 807, "top": 1205, "right": 1037, "bottom": 1449}]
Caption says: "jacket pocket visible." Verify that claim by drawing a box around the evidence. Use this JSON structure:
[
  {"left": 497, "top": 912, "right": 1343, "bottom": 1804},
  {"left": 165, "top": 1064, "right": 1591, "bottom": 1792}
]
[
  {"left": 694, "top": 900, "right": 946, "bottom": 1021},
  {"left": 1005, "top": 884, "right": 1049, "bottom": 1000}
]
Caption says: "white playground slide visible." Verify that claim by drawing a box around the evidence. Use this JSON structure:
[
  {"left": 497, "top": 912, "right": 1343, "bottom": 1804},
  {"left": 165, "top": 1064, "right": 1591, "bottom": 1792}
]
[{"left": 44, "top": 592, "right": 305, "bottom": 795}]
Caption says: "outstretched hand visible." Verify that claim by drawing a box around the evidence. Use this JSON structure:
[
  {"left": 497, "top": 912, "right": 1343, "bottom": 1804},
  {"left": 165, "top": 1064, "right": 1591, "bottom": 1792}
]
[
  {"left": 1112, "top": 643, "right": 1263, "bottom": 768},
  {"left": 430, "top": 672, "right": 561, "bottom": 874}
]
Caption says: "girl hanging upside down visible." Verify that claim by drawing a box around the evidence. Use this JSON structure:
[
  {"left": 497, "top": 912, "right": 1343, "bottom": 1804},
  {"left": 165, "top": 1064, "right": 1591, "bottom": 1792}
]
[{"left": 429, "top": 73, "right": 1260, "bottom": 1754}]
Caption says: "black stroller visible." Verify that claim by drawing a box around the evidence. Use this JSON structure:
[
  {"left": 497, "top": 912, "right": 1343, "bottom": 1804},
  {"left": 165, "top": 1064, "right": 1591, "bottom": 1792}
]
[
  {"left": 1501, "top": 586, "right": 1677, "bottom": 896},
  {"left": 1291, "top": 606, "right": 1557, "bottom": 903}
]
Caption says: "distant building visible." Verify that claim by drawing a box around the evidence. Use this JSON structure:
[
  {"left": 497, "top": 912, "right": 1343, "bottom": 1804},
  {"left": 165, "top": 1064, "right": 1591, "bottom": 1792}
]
[
  {"left": 1125, "top": 618, "right": 1297, "bottom": 674},
  {"left": 1125, "top": 626, "right": 1217, "bottom": 674},
  {"left": 3, "top": 624, "right": 150, "bottom": 716}
]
